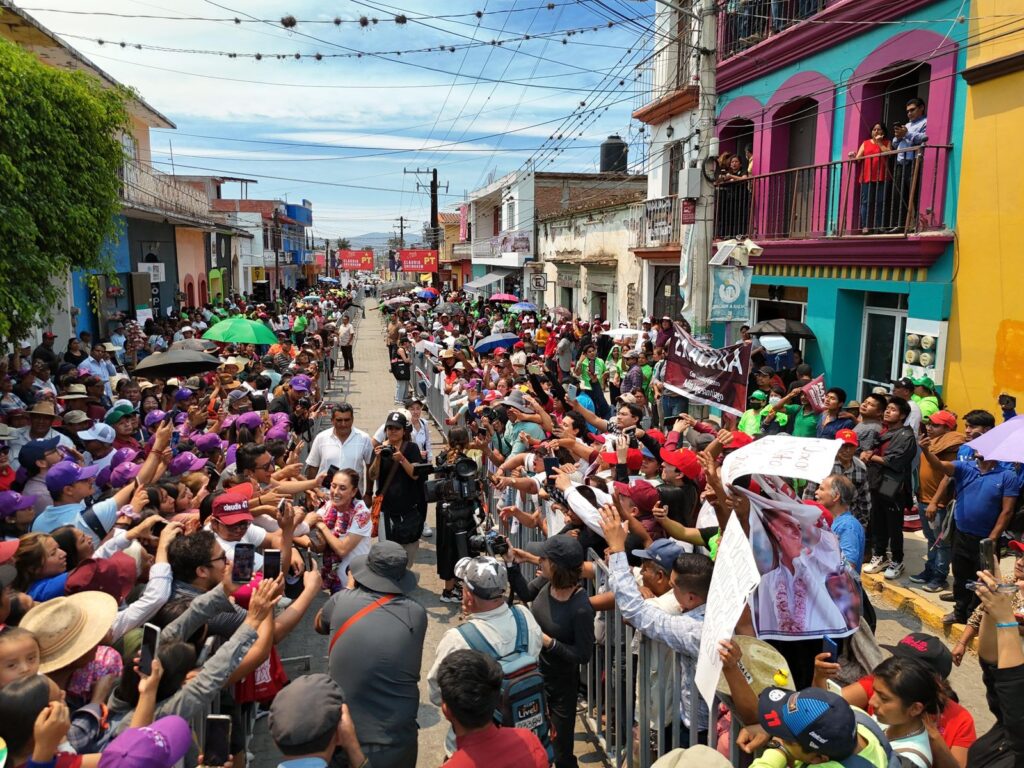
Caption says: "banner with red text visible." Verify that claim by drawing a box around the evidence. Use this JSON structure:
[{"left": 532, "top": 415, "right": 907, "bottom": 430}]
[
  {"left": 339, "top": 250, "right": 375, "bottom": 271},
  {"left": 663, "top": 323, "right": 752, "bottom": 416},
  {"left": 398, "top": 249, "right": 438, "bottom": 273}
]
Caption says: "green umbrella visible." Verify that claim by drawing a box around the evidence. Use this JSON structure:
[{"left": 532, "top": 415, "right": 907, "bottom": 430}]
[{"left": 202, "top": 317, "right": 278, "bottom": 345}]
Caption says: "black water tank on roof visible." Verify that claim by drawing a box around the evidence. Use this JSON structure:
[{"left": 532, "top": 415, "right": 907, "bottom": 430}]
[{"left": 600, "top": 134, "right": 628, "bottom": 173}]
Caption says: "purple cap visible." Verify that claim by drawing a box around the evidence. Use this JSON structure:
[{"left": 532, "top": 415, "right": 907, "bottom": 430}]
[
  {"left": 110, "top": 447, "right": 141, "bottom": 470},
  {"left": 225, "top": 443, "right": 238, "bottom": 467},
  {"left": 45, "top": 460, "right": 101, "bottom": 497},
  {"left": 110, "top": 461, "right": 142, "bottom": 489},
  {"left": 168, "top": 451, "right": 208, "bottom": 476},
  {"left": 268, "top": 412, "right": 291, "bottom": 427},
  {"left": 265, "top": 424, "right": 289, "bottom": 441},
  {"left": 98, "top": 715, "right": 192, "bottom": 768},
  {"left": 0, "top": 491, "right": 37, "bottom": 518},
  {"left": 290, "top": 374, "right": 312, "bottom": 392},
  {"left": 235, "top": 411, "right": 263, "bottom": 431},
  {"left": 173, "top": 387, "right": 194, "bottom": 402},
  {"left": 96, "top": 466, "right": 113, "bottom": 489},
  {"left": 220, "top": 414, "right": 237, "bottom": 430},
  {"left": 173, "top": 412, "right": 187, "bottom": 426},
  {"left": 144, "top": 410, "right": 167, "bottom": 429},
  {"left": 193, "top": 432, "right": 225, "bottom": 453}
]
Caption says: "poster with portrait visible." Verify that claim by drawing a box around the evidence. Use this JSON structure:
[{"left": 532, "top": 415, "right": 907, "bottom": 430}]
[{"left": 738, "top": 487, "right": 860, "bottom": 641}]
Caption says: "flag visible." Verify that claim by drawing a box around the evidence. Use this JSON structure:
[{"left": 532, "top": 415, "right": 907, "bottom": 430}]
[
  {"left": 663, "top": 324, "right": 752, "bottom": 416},
  {"left": 801, "top": 374, "right": 827, "bottom": 413}
]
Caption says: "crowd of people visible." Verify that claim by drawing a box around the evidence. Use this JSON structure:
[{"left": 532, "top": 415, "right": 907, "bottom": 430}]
[{"left": 0, "top": 274, "right": 1020, "bottom": 768}]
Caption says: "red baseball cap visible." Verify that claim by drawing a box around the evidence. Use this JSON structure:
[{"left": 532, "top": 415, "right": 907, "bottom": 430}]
[
  {"left": 212, "top": 491, "right": 252, "bottom": 525},
  {"left": 613, "top": 479, "right": 660, "bottom": 515},
  {"left": 600, "top": 448, "right": 643, "bottom": 473},
  {"left": 645, "top": 429, "right": 667, "bottom": 445},
  {"left": 729, "top": 431, "right": 754, "bottom": 449},
  {"left": 1008, "top": 539, "right": 1024, "bottom": 554},
  {"left": 835, "top": 429, "right": 859, "bottom": 447},
  {"left": 659, "top": 446, "right": 701, "bottom": 480},
  {"left": 927, "top": 410, "right": 957, "bottom": 429}
]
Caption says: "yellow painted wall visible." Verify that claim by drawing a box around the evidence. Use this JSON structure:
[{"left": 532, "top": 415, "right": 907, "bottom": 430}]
[{"left": 944, "top": 0, "right": 1024, "bottom": 415}]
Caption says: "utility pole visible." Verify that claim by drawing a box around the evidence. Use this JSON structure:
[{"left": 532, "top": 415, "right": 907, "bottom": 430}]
[
  {"left": 405, "top": 167, "right": 449, "bottom": 286},
  {"left": 681, "top": 0, "right": 717, "bottom": 344}
]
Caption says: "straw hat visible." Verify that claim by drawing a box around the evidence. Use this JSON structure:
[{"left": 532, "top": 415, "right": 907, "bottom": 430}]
[
  {"left": 715, "top": 635, "right": 794, "bottom": 712},
  {"left": 20, "top": 591, "right": 118, "bottom": 673},
  {"left": 651, "top": 746, "right": 731, "bottom": 767}
]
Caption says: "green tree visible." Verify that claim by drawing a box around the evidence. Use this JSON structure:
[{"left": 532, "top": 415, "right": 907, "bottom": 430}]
[
  {"left": 0, "top": 37, "right": 129, "bottom": 343},
  {"left": 336, "top": 237, "right": 351, "bottom": 250}
]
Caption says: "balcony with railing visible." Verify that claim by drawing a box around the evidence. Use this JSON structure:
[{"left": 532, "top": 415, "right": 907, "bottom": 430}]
[
  {"left": 629, "top": 195, "right": 682, "bottom": 250},
  {"left": 444, "top": 242, "right": 473, "bottom": 262},
  {"left": 630, "top": 32, "right": 695, "bottom": 125},
  {"left": 719, "top": 0, "right": 829, "bottom": 60},
  {"left": 712, "top": 145, "right": 953, "bottom": 264},
  {"left": 120, "top": 158, "right": 213, "bottom": 222}
]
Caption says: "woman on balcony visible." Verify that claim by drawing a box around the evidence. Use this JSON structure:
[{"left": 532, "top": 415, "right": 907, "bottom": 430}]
[
  {"left": 849, "top": 123, "right": 892, "bottom": 234},
  {"left": 715, "top": 153, "right": 751, "bottom": 239}
]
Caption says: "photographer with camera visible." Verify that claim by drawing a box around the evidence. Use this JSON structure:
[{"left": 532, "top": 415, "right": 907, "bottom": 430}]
[
  {"left": 426, "top": 555, "right": 544, "bottom": 759},
  {"left": 429, "top": 427, "right": 486, "bottom": 603},
  {"left": 370, "top": 411, "right": 427, "bottom": 565}
]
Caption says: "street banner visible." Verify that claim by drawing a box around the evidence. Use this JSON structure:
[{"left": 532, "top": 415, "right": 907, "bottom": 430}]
[
  {"left": 339, "top": 250, "right": 374, "bottom": 271},
  {"left": 739, "top": 487, "right": 861, "bottom": 641},
  {"left": 459, "top": 204, "right": 469, "bottom": 242},
  {"left": 709, "top": 265, "right": 752, "bottom": 322},
  {"left": 801, "top": 374, "right": 827, "bottom": 413},
  {"left": 695, "top": 514, "right": 761, "bottom": 713},
  {"left": 398, "top": 249, "right": 438, "bottom": 273},
  {"left": 721, "top": 435, "right": 840, "bottom": 487},
  {"left": 662, "top": 324, "right": 752, "bottom": 416}
]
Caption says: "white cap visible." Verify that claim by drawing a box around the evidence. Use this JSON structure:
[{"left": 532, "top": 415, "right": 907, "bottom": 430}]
[{"left": 79, "top": 423, "right": 116, "bottom": 443}]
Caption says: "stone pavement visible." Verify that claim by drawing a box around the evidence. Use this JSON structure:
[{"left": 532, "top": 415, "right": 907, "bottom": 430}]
[{"left": 250, "top": 300, "right": 603, "bottom": 767}]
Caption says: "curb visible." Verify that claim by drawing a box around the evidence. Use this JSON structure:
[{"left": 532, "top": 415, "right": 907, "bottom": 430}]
[{"left": 862, "top": 572, "right": 977, "bottom": 651}]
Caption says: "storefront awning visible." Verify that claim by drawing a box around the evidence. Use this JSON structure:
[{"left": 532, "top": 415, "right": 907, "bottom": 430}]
[{"left": 463, "top": 269, "right": 511, "bottom": 294}]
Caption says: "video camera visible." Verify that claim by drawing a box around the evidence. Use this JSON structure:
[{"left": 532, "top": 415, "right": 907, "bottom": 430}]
[
  {"left": 424, "top": 456, "right": 480, "bottom": 506},
  {"left": 468, "top": 529, "right": 509, "bottom": 557}
]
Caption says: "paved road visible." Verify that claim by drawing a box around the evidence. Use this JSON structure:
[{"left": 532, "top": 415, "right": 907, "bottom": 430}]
[{"left": 248, "top": 300, "right": 996, "bottom": 766}]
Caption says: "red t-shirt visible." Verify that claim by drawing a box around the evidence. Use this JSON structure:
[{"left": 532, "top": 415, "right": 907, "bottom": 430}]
[
  {"left": 0, "top": 466, "right": 15, "bottom": 491},
  {"left": 443, "top": 724, "right": 549, "bottom": 768},
  {"left": 856, "top": 675, "right": 976, "bottom": 749}
]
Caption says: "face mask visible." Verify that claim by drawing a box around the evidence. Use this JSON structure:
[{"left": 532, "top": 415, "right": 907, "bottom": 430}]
[{"left": 769, "top": 396, "right": 781, "bottom": 406}]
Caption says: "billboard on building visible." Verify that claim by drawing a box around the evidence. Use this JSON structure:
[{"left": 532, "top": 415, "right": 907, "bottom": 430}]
[
  {"left": 339, "top": 250, "right": 375, "bottom": 271},
  {"left": 398, "top": 249, "right": 438, "bottom": 272}
]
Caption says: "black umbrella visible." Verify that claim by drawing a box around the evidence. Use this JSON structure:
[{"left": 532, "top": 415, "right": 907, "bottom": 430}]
[
  {"left": 133, "top": 349, "right": 223, "bottom": 378},
  {"left": 748, "top": 318, "right": 816, "bottom": 339},
  {"left": 380, "top": 280, "right": 417, "bottom": 295}
]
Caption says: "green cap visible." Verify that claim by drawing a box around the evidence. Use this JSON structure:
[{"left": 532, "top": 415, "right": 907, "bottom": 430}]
[
  {"left": 750, "top": 390, "right": 768, "bottom": 402},
  {"left": 104, "top": 404, "right": 135, "bottom": 425},
  {"left": 911, "top": 375, "right": 935, "bottom": 390}
]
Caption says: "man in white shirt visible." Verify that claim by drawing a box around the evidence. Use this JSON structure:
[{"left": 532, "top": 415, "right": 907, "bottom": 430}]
[
  {"left": 338, "top": 315, "right": 356, "bottom": 371},
  {"left": 305, "top": 402, "right": 374, "bottom": 495}
]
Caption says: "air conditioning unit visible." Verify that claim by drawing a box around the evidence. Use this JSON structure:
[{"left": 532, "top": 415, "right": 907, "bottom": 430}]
[{"left": 678, "top": 167, "right": 703, "bottom": 198}]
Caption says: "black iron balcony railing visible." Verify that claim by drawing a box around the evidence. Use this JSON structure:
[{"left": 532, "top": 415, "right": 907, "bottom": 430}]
[
  {"left": 713, "top": 145, "right": 951, "bottom": 241},
  {"left": 718, "top": 0, "right": 829, "bottom": 60}
]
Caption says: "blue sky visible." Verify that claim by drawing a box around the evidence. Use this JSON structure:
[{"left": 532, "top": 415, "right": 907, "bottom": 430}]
[{"left": 28, "top": 0, "right": 655, "bottom": 239}]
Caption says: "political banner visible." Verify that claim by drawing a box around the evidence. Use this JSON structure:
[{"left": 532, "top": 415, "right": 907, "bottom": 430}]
[
  {"left": 694, "top": 514, "right": 761, "bottom": 713},
  {"left": 721, "top": 435, "right": 840, "bottom": 487},
  {"left": 398, "top": 249, "right": 439, "bottom": 273},
  {"left": 339, "top": 250, "right": 374, "bottom": 271},
  {"left": 708, "top": 265, "right": 752, "bottom": 322},
  {"left": 801, "top": 374, "right": 827, "bottom": 413},
  {"left": 739, "top": 488, "right": 861, "bottom": 640},
  {"left": 662, "top": 324, "right": 752, "bottom": 416}
]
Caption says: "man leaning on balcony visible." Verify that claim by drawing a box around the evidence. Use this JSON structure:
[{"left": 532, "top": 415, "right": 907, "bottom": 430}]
[{"left": 891, "top": 98, "right": 928, "bottom": 232}]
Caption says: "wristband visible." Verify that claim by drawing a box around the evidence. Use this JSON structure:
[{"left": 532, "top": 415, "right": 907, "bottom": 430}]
[{"left": 996, "top": 622, "right": 1019, "bottom": 629}]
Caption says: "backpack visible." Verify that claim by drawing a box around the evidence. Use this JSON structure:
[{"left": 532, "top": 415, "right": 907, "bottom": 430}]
[
  {"left": 456, "top": 607, "right": 554, "bottom": 763},
  {"left": 840, "top": 710, "right": 921, "bottom": 768}
]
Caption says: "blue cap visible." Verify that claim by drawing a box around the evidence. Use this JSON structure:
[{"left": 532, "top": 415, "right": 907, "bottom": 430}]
[
  {"left": 18, "top": 437, "right": 60, "bottom": 468},
  {"left": 758, "top": 687, "right": 857, "bottom": 759},
  {"left": 631, "top": 538, "right": 685, "bottom": 572}
]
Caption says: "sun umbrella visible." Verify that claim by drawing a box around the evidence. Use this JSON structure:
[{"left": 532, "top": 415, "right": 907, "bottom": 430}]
[
  {"left": 318, "top": 276, "right": 339, "bottom": 284},
  {"left": 133, "top": 349, "right": 223, "bottom": 378},
  {"left": 416, "top": 290, "right": 436, "bottom": 300},
  {"left": 488, "top": 293, "right": 519, "bottom": 303},
  {"left": 474, "top": 333, "right": 520, "bottom": 355},
  {"left": 435, "top": 302, "right": 463, "bottom": 315},
  {"left": 203, "top": 318, "right": 279, "bottom": 346},
  {"left": 383, "top": 296, "right": 412, "bottom": 307},
  {"left": 381, "top": 280, "right": 417, "bottom": 294},
  {"left": 420, "top": 286, "right": 440, "bottom": 296},
  {"left": 552, "top": 306, "right": 572, "bottom": 321},
  {"left": 170, "top": 338, "right": 219, "bottom": 352},
  {"left": 748, "top": 318, "right": 816, "bottom": 339},
  {"left": 508, "top": 301, "right": 537, "bottom": 313},
  {"left": 964, "top": 415, "right": 1024, "bottom": 462},
  {"left": 302, "top": 294, "right": 321, "bottom": 302}
]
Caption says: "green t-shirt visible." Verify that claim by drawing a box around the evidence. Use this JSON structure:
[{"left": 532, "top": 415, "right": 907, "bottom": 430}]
[
  {"left": 576, "top": 356, "right": 606, "bottom": 390},
  {"left": 783, "top": 404, "right": 821, "bottom": 438}
]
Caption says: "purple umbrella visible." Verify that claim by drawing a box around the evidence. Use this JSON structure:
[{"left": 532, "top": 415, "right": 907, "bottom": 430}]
[{"left": 965, "top": 415, "right": 1024, "bottom": 462}]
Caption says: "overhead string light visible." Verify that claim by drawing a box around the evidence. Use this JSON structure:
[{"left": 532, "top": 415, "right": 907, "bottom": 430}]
[{"left": 57, "top": 19, "right": 625, "bottom": 61}]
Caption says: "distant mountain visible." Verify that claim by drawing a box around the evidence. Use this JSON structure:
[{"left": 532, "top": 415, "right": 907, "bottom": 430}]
[{"left": 341, "top": 231, "right": 394, "bottom": 249}]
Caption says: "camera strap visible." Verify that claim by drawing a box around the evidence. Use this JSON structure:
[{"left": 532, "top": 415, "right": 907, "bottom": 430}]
[{"left": 378, "top": 442, "right": 405, "bottom": 498}]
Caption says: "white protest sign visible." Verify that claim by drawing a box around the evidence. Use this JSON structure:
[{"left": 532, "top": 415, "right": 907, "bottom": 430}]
[
  {"left": 694, "top": 513, "right": 761, "bottom": 713},
  {"left": 721, "top": 435, "right": 840, "bottom": 486}
]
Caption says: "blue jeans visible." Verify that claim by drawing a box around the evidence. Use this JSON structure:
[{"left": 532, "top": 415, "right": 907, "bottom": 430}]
[
  {"left": 394, "top": 378, "right": 409, "bottom": 402},
  {"left": 921, "top": 505, "right": 950, "bottom": 582},
  {"left": 660, "top": 394, "right": 688, "bottom": 425},
  {"left": 859, "top": 181, "right": 888, "bottom": 231}
]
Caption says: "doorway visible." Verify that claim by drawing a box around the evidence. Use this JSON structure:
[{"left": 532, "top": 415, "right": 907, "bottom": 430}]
[
  {"left": 784, "top": 99, "right": 818, "bottom": 237},
  {"left": 652, "top": 266, "right": 684, "bottom": 321},
  {"left": 591, "top": 291, "right": 608, "bottom": 322},
  {"left": 858, "top": 292, "right": 908, "bottom": 399}
]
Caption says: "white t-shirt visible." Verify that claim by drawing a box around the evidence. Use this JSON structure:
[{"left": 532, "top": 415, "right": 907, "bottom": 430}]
[
  {"left": 209, "top": 524, "right": 268, "bottom": 573},
  {"left": 306, "top": 427, "right": 374, "bottom": 494}
]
